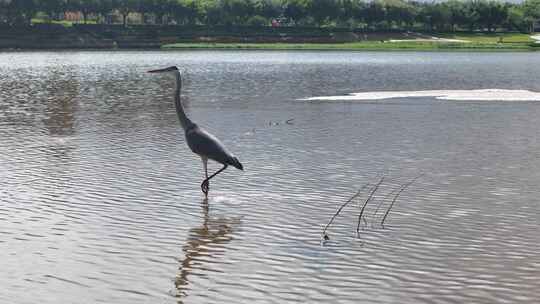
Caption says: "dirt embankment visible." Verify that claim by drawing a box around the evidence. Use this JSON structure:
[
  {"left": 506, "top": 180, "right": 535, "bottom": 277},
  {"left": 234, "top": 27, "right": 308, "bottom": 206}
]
[
  {"left": 0, "top": 24, "right": 116, "bottom": 49},
  {"left": 0, "top": 24, "right": 424, "bottom": 49}
]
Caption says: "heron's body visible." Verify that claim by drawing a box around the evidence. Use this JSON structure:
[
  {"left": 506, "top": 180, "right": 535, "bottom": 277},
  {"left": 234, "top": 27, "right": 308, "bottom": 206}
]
[
  {"left": 149, "top": 66, "right": 243, "bottom": 196},
  {"left": 185, "top": 125, "right": 243, "bottom": 170}
]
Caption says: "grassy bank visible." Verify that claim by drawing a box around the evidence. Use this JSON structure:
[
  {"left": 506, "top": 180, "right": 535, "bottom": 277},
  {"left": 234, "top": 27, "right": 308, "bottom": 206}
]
[
  {"left": 1, "top": 24, "right": 537, "bottom": 51},
  {"left": 163, "top": 41, "right": 539, "bottom": 51},
  {"left": 438, "top": 32, "right": 533, "bottom": 43},
  {"left": 163, "top": 32, "right": 539, "bottom": 51}
]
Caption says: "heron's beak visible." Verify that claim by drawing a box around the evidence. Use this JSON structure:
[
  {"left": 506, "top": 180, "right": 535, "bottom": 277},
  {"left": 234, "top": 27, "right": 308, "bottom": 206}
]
[{"left": 147, "top": 68, "right": 168, "bottom": 73}]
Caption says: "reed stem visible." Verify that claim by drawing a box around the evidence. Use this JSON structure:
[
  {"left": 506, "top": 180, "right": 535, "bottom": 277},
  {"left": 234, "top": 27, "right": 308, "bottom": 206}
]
[
  {"left": 322, "top": 183, "right": 370, "bottom": 239},
  {"left": 356, "top": 176, "right": 385, "bottom": 233},
  {"left": 381, "top": 174, "right": 423, "bottom": 228}
]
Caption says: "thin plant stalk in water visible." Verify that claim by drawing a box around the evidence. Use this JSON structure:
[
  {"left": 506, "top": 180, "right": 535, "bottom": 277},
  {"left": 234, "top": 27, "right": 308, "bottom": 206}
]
[
  {"left": 371, "top": 187, "right": 401, "bottom": 228},
  {"left": 356, "top": 176, "right": 385, "bottom": 234},
  {"left": 380, "top": 174, "right": 423, "bottom": 228},
  {"left": 373, "top": 187, "right": 400, "bottom": 218},
  {"left": 322, "top": 183, "right": 370, "bottom": 240}
]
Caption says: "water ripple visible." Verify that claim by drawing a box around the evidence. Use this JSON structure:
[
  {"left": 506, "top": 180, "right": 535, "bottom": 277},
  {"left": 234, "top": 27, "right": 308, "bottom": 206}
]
[{"left": 2, "top": 51, "right": 540, "bottom": 304}]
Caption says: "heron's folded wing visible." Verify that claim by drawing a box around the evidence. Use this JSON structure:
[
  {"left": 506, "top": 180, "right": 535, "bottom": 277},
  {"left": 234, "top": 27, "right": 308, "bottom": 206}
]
[{"left": 186, "top": 127, "right": 233, "bottom": 164}]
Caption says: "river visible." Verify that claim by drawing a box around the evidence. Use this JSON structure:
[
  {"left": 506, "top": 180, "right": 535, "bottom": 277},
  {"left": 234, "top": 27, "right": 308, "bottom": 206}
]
[{"left": 1, "top": 50, "right": 540, "bottom": 303}]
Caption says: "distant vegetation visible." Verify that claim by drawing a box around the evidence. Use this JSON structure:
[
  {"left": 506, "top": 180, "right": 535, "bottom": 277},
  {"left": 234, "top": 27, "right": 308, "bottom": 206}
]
[{"left": 1, "top": 0, "right": 539, "bottom": 33}]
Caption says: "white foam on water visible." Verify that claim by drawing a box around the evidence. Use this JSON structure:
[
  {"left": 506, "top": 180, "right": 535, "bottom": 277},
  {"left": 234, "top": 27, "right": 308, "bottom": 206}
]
[{"left": 301, "top": 89, "right": 540, "bottom": 102}]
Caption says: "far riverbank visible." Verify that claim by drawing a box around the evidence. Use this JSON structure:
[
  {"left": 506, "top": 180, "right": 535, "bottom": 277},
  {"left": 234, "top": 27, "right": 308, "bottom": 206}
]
[
  {"left": 0, "top": 24, "right": 537, "bottom": 51},
  {"left": 162, "top": 41, "right": 539, "bottom": 51}
]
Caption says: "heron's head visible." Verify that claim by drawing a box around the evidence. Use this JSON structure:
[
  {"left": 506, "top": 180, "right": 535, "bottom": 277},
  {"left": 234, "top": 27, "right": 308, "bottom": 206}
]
[{"left": 147, "top": 66, "right": 179, "bottom": 74}]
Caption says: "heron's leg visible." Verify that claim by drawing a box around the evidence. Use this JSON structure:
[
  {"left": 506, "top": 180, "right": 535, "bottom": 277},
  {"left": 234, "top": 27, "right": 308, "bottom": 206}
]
[
  {"left": 201, "top": 157, "right": 209, "bottom": 196},
  {"left": 205, "top": 164, "right": 228, "bottom": 182},
  {"left": 204, "top": 161, "right": 209, "bottom": 180},
  {"left": 201, "top": 164, "right": 228, "bottom": 196}
]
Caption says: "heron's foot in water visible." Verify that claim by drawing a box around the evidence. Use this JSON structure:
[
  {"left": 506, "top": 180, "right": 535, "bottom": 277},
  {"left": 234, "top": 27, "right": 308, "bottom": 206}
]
[{"left": 201, "top": 179, "right": 209, "bottom": 196}]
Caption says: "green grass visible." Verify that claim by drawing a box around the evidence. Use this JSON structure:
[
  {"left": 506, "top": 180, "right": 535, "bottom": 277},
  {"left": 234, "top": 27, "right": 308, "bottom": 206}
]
[
  {"left": 11, "top": 24, "right": 539, "bottom": 51},
  {"left": 439, "top": 32, "right": 533, "bottom": 44},
  {"left": 163, "top": 32, "right": 539, "bottom": 51},
  {"left": 31, "top": 18, "right": 98, "bottom": 27},
  {"left": 162, "top": 40, "right": 537, "bottom": 51}
]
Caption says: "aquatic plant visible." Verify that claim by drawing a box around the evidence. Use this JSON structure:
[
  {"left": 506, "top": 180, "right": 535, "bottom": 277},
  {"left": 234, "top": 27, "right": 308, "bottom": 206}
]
[
  {"left": 322, "top": 173, "right": 422, "bottom": 243},
  {"left": 380, "top": 174, "right": 423, "bottom": 228},
  {"left": 356, "top": 176, "right": 385, "bottom": 234}
]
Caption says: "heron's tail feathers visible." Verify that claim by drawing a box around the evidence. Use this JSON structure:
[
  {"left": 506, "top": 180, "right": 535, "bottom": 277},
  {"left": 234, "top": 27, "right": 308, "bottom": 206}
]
[{"left": 228, "top": 157, "right": 244, "bottom": 171}]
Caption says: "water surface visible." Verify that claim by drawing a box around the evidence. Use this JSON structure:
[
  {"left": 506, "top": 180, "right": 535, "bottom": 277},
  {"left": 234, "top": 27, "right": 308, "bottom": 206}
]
[{"left": 1, "top": 51, "right": 540, "bottom": 303}]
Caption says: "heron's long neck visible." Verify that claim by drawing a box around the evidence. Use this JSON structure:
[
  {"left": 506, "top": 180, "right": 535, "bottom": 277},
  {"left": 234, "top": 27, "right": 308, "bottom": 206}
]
[{"left": 174, "top": 71, "right": 193, "bottom": 130}]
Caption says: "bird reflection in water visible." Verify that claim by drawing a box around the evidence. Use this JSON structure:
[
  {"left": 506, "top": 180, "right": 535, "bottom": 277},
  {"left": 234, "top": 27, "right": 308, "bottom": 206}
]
[
  {"left": 175, "top": 199, "right": 241, "bottom": 301},
  {"left": 42, "top": 69, "right": 78, "bottom": 137},
  {"left": 42, "top": 69, "right": 78, "bottom": 160}
]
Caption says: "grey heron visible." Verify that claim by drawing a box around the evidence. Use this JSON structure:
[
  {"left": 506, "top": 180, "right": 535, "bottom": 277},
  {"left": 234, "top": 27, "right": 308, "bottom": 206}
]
[{"left": 148, "top": 66, "right": 243, "bottom": 197}]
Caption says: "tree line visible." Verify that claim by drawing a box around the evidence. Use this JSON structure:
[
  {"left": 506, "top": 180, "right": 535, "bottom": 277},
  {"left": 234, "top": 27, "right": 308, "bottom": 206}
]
[{"left": 1, "top": 0, "right": 540, "bottom": 32}]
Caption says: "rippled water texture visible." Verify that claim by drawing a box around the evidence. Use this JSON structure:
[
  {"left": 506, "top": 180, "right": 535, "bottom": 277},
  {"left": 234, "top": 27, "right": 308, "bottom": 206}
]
[{"left": 2, "top": 51, "right": 540, "bottom": 303}]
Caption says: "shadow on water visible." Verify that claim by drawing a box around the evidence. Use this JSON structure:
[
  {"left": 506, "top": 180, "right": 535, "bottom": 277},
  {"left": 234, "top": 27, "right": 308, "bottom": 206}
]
[{"left": 175, "top": 199, "right": 241, "bottom": 303}]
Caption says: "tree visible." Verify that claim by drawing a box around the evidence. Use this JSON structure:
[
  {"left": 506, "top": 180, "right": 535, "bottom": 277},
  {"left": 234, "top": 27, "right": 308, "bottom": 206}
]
[
  {"left": 350, "top": 0, "right": 368, "bottom": 27},
  {"left": 200, "top": 0, "right": 224, "bottom": 25},
  {"left": 40, "top": 0, "right": 68, "bottom": 21},
  {"left": 385, "top": 0, "right": 417, "bottom": 30},
  {"left": 283, "top": 0, "right": 308, "bottom": 25},
  {"left": 339, "top": 0, "right": 358, "bottom": 27},
  {"left": 364, "top": 0, "right": 386, "bottom": 29},
  {"left": 475, "top": 0, "right": 508, "bottom": 32},
  {"left": 507, "top": 5, "right": 528, "bottom": 32},
  {"left": 523, "top": 0, "right": 540, "bottom": 32},
  {"left": 254, "top": 0, "right": 281, "bottom": 21},
  {"left": 417, "top": 2, "right": 450, "bottom": 31},
  {"left": 444, "top": 0, "right": 467, "bottom": 31},
  {"left": 0, "top": 1, "right": 7, "bottom": 23},
  {"left": 68, "top": 0, "right": 96, "bottom": 24},
  {"left": 307, "top": 0, "right": 342, "bottom": 26},
  {"left": 181, "top": 0, "right": 200, "bottom": 25},
  {"left": 246, "top": 14, "right": 267, "bottom": 25},
  {"left": 115, "top": 0, "right": 137, "bottom": 26},
  {"left": 221, "top": 0, "right": 254, "bottom": 25},
  {"left": 4, "top": 0, "right": 37, "bottom": 25},
  {"left": 460, "top": 0, "right": 480, "bottom": 31},
  {"left": 134, "top": 0, "right": 154, "bottom": 24},
  {"left": 152, "top": 0, "right": 175, "bottom": 24}
]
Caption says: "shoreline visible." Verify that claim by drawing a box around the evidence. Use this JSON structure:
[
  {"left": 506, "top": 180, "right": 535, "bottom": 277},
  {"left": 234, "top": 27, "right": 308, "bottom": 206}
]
[
  {"left": 161, "top": 42, "right": 538, "bottom": 52},
  {"left": 0, "top": 24, "right": 537, "bottom": 52},
  {"left": 1, "top": 41, "right": 538, "bottom": 52},
  {"left": 2, "top": 43, "right": 537, "bottom": 52}
]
